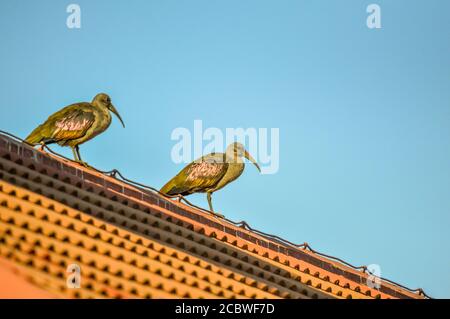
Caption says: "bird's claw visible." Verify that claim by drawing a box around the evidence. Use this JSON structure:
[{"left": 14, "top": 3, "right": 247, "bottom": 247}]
[
  {"left": 75, "top": 160, "right": 90, "bottom": 168},
  {"left": 211, "top": 211, "right": 225, "bottom": 218}
]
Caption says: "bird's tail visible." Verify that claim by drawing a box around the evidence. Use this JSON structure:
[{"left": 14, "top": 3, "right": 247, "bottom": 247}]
[
  {"left": 160, "top": 180, "right": 191, "bottom": 197},
  {"left": 25, "top": 125, "right": 45, "bottom": 145},
  {"left": 160, "top": 182, "right": 175, "bottom": 195}
]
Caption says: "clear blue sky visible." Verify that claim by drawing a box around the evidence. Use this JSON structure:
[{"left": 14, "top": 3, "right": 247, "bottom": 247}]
[{"left": 0, "top": 1, "right": 449, "bottom": 297}]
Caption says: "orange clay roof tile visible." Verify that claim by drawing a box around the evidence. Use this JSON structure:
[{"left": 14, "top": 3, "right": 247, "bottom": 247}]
[{"left": 0, "top": 132, "right": 427, "bottom": 299}]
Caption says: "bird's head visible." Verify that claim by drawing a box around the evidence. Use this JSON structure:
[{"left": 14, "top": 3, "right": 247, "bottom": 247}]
[
  {"left": 227, "top": 142, "right": 261, "bottom": 172},
  {"left": 92, "top": 93, "right": 125, "bottom": 128}
]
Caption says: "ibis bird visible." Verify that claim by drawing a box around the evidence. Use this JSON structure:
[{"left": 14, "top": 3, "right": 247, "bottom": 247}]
[
  {"left": 25, "top": 93, "right": 125, "bottom": 166},
  {"left": 160, "top": 142, "right": 261, "bottom": 215}
]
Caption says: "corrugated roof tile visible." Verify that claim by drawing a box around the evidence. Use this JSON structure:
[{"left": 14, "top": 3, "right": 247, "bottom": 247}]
[{"left": 0, "top": 133, "right": 428, "bottom": 299}]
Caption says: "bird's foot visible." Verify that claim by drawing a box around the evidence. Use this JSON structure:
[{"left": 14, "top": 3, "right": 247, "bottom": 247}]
[
  {"left": 211, "top": 211, "right": 225, "bottom": 218},
  {"left": 75, "top": 160, "right": 90, "bottom": 168}
]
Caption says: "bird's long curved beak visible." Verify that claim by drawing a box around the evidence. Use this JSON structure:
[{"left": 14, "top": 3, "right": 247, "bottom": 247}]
[
  {"left": 244, "top": 150, "right": 261, "bottom": 172},
  {"left": 110, "top": 104, "right": 125, "bottom": 128}
]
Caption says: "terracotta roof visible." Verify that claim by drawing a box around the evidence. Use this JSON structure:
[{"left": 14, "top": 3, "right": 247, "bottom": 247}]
[
  {"left": 0, "top": 257, "right": 57, "bottom": 298},
  {"left": 0, "top": 132, "right": 428, "bottom": 299}
]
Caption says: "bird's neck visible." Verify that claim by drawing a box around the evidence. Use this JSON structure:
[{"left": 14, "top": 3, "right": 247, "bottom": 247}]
[{"left": 94, "top": 104, "right": 112, "bottom": 124}]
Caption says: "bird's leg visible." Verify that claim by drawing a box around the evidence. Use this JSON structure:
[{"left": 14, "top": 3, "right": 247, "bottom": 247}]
[
  {"left": 71, "top": 146, "right": 79, "bottom": 162},
  {"left": 75, "top": 146, "right": 82, "bottom": 161},
  {"left": 207, "top": 193, "right": 224, "bottom": 218},
  {"left": 39, "top": 142, "right": 46, "bottom": 151},
  {"left": 207, "top": 192, "right": 214, "bottom": 212},
  {"left": 74, "top": 146, "right": 89, "bottom": 168}
]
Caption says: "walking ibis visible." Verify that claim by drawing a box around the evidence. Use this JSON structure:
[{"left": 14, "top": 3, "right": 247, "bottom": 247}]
[
  {"left": 160, "top": 142, "right": 261, "bottom": 216},
  {"left": 25, "top": 93, "right": 125, "bottom": 166}
]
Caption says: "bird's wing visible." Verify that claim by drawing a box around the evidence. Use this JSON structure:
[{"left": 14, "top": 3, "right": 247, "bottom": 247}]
[
  {"left": 44, "top": 103, "right": 96, "bottom": 142},
  {"left": 161, "top": 153, "right": 229, "bottom": 195}
]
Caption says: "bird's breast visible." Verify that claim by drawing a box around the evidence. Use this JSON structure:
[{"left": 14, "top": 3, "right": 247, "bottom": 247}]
[
  {"left": 93, "top": 109, "right": 112, "bottom": 133},
  {"left": 212, "top": 163, "right": 244, "bottom": 192}
]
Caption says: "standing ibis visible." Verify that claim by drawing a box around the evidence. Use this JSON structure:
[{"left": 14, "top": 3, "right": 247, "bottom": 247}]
[
  {"left": 25, "top": 93, "right": 125, "bottom": 166},
  {"left": 160, "top": 142, "right": 261, "bottom": 215}
]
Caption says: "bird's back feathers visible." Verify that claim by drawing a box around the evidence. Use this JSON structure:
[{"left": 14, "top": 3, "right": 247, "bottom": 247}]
[
  {"left": 160, "top": 153, "right": 229, "bottom": 196},
  {"left": 25, "top": 103, "right": 96, "bottom": 146}
]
